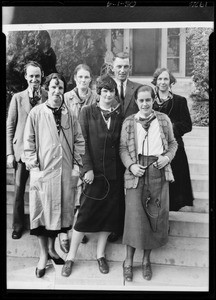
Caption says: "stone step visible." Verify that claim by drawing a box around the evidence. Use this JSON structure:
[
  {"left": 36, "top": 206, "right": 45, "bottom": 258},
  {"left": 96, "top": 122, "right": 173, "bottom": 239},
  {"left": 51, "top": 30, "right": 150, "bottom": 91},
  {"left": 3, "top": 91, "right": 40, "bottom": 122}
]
[
  {"left": 7, "top": 229, "right": 208, "bottom": 268},
  {"left": 188, "top": 160, "right": 208, "bottom": 176},
  {"left": 183, "top": 136, "right": 208, "bottom": 147},
  {"left": 7, "top": 256, "right": 208, "bottom": 291},
  {"left": 6, "top": 160, "right": 209, "bottom": 187},
  {"left": 7, "top": 173, "right": 209, "bottom": 194},
  {"left": 169, "top": 211, "right": 208, "bottom": 238},
  {"left": 6, "top": 185, "right": 209, "bottom": 215},
  {"left": 6, "top": 204, "right": 209, "bottom": 238},
  {"left": 184, "top": 127, "right": 209, "bottom": 138},
  {"left": 185, "top": 146, "right": 208, "bottom": 161},
  {"left": 191, "top": 174, "right": 208, "bottom": 193}
]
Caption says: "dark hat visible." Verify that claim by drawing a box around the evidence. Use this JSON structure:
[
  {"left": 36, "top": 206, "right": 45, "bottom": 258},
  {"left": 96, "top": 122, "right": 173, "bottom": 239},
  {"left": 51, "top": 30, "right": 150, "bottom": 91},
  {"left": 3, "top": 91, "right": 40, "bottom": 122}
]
[{"left": 96, "top": 74, "right": 117, "bottom": 95}]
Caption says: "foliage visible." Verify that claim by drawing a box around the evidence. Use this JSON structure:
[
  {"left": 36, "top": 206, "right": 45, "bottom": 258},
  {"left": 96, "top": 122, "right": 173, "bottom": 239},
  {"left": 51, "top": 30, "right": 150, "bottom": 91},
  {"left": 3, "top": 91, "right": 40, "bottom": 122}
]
[
  {"left": 49, "top": 29, "right": 107, "bottom": 91},
  {"left": 190, "top": 99, "right": 209, "bottom": 126},
  {"left": 186, "top": 27, "right": 213, "bottom": 101},
  {"left": 6, "top": 29, "right": 107, "bottom": 111},
  {"left": 6, "top": 30, "right": 57, "bottom": 109}
]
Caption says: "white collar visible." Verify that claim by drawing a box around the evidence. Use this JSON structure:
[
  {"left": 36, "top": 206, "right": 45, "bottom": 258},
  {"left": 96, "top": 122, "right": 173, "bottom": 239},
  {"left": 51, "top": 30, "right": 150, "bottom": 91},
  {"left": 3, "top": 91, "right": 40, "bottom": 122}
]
[{"left": 114, "top": 78, "right": 127, "bottom": 87}]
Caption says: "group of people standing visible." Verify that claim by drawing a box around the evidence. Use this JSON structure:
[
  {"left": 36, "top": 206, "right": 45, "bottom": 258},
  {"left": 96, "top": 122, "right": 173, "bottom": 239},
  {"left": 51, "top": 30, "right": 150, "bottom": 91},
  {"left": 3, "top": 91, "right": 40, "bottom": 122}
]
[{"left": 6, "top": 52, "right": 193, "bottom": 281}]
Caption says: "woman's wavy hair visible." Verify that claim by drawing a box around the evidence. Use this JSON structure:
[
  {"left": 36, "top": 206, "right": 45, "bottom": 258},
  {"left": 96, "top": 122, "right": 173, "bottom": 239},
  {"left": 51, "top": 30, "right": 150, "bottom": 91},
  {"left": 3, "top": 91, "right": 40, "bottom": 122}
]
[
  {"left": 44, "top": 73, "right": 67, "bottom": 92},
  {"left": 96, "top": 74, "right": 118, "bottom": 95},
  {"left": 151, "top": 67, "right": 176, "bottom": 86}
]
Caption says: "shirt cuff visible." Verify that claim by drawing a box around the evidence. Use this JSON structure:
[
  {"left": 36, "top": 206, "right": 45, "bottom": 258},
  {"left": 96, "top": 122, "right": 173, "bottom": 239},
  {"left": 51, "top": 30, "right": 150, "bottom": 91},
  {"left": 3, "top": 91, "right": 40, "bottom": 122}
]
[{"left": 164, "top": 156, "right": 170, "bottom": 163}]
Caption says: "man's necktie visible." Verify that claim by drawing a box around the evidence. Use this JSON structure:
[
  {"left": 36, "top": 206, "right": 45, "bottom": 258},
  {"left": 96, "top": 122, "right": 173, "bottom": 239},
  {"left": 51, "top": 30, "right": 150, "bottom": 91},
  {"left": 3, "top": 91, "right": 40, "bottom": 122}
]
[
  {"left": 29, "top": 89, "right": 41, "bottom": 107},
  {"left": 120, "top": 81, "right": 124, "bottom": 101}
]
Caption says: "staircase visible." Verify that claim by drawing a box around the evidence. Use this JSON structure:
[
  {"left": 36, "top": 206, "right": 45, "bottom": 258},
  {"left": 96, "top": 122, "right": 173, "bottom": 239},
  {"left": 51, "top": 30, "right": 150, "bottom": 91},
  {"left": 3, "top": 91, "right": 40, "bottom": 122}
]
[{"left": 6, "top": 126, "right": 209, "bottom": 291}]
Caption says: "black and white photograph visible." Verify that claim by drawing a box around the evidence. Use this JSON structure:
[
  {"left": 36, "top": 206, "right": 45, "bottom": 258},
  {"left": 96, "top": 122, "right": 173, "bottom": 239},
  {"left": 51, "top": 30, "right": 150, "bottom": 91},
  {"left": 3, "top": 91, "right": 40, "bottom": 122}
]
[{"left": 3, "top": 3, "right": 214, "bottom": 295}]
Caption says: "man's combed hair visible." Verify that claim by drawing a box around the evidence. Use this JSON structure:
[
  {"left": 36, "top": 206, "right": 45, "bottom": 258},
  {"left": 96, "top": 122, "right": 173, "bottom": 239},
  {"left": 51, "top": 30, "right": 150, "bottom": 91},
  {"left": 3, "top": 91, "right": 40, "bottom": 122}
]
[
  {"left": 113, "top": 52, "right": 129, "bottom": 61},
  {"left": 24, "top": 61, "right": 43, "bottom": 75}
]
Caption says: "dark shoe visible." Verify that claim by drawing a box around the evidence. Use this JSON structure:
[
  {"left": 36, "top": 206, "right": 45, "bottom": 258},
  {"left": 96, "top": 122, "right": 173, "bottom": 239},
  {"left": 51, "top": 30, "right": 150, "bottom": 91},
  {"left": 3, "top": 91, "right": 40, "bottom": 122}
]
[
  {"left": 81, "top": 235, "right": 89, "bottom": 244},
  {"left": 61, "top": 260, "right": 74, "bottom": 277},
  {"left": 97, "top": 257, "right": 109, "bottom": 274},
  {"left": 107, "top": 232, "right": 121, "bottom": 243},
  {"left": 48, "top": 253, "right": 65, "bottom": 265},
  {"left": 142, "top": 262, "right": 152, "bottom": 281},
  {"left": 59, "top": 238, "right": 70, "bottom": 253},
  {"left": 123, "top": 261, "right": 133, "bottom": 282},
  {"left": 12, "top": 230, "right": 22, "bottom": 239},
  {"left": 35, "top": 267, "right": 46, "bottom": 278}
]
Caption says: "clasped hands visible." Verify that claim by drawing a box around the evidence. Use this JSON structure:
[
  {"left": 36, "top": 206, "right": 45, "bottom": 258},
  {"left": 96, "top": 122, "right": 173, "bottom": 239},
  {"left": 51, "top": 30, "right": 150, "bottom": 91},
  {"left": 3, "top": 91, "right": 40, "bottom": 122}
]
[
  {"left": 130, "top": 155, "right": 169, "bottom": 177},
  {"left": 83, "top": 170, "right": 94, "bottom": 184}
]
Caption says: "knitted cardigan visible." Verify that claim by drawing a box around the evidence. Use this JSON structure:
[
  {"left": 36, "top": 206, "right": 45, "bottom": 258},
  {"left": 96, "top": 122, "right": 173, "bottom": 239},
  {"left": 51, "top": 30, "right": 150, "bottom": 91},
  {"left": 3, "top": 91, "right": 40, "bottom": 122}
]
[{"left": 120, "top": 111, "right": 178, "bottom": 189}]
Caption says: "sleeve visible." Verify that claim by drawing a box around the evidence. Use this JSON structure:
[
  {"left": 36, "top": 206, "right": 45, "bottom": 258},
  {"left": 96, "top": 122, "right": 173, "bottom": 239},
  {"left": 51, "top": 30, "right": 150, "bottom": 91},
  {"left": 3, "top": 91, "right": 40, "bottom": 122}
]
[
  {"left": 23, "top": 111, "right": 39, "bottom": 170},
  {"left": 79, "top": 107, "right": 94, "bottom": 175},
  {"left": 172, "top": 97, "right": 192, "bottom": 138},
  {"left": 164, "top": 116, "right": 178, "bottom": 162},
  {"left": 6, "top": 94, "right": 18, "bottom": 156},
  {"left": 72, "top": 114, "right": 85, "bottom": 168},
  {"left": 119, "top": 120, "right": 135, "bottom": 169}
]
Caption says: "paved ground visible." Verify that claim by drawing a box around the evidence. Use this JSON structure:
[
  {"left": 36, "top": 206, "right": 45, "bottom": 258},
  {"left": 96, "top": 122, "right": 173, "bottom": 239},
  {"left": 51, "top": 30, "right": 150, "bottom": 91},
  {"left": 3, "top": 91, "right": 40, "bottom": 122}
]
[{"left": 6, "top": 256, "right": 208, "bottom": 292}]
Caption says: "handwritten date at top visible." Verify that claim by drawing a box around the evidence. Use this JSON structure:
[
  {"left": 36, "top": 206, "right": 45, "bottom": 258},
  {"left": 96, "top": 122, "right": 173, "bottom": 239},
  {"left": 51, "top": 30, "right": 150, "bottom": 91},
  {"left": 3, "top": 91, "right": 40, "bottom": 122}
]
[
  {"left": 189, "top": 2, "right": 207, "bottom": 7},
  {"left": 107, "top": 1, "right": 136, "bottom": 7}
]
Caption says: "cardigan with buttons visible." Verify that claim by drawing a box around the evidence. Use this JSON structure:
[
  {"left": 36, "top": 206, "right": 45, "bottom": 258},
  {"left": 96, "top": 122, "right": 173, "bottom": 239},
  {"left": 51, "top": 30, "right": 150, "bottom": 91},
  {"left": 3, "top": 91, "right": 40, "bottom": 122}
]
[{"left": 119, "top": 111, "right": 178, "bottom": 189}]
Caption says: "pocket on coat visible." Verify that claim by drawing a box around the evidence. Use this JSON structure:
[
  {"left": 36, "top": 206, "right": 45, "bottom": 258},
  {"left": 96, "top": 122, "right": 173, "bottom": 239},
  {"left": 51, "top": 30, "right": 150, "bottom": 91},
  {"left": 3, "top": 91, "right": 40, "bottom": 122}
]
[{"left": 30, "top": 169, "right": 44, "bottom": 187}]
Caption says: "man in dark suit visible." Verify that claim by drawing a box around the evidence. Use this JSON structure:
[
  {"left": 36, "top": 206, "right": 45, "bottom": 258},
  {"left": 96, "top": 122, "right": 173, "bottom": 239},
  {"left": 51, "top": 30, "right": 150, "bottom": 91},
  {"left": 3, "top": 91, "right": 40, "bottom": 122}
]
[
  {"left": 112, "top": 52, "right": 142, "bottom": 120},
  {"left": 108, "top": 52, "right": 142, "bottom": 243},
  {"left": 6, "top": 61, "right": 47, "bottom": 239}
]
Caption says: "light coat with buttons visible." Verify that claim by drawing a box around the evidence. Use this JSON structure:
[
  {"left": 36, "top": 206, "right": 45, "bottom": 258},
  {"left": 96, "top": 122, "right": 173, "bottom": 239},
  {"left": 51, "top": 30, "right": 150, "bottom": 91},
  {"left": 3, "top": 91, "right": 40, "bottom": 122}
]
[{"left": 23, "top": 102, "right": 85, "bottom": 230}]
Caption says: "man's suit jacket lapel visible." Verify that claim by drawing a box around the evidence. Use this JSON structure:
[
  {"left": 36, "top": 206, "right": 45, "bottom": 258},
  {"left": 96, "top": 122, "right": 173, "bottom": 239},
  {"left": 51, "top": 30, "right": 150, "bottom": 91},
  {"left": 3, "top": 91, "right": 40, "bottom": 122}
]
[
  {"left": 21, "top": 88, "right": 47, "bottom": 114},
  {"left": 124, "top": 80, "right": 136, "bottom": 115},
  {"left": 21, "top": 89, "right": 31, "bottom": 114}
]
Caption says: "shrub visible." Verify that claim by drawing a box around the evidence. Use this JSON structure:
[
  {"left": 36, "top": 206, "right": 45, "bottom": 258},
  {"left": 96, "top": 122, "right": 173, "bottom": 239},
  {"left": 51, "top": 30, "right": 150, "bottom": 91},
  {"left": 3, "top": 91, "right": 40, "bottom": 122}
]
[{"left": 186, "top": 27, "right": 213, "bottom": 101}]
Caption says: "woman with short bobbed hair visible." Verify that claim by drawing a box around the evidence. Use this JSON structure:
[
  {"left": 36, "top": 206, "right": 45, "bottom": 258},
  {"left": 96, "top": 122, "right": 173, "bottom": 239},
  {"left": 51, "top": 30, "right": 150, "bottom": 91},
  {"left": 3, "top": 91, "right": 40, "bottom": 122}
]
[
  {"left": 61, "top": 74, "right": 123, "bottom": 277},
  {"left": 152, "top": 67, "right": 193, "bottom": 212}
]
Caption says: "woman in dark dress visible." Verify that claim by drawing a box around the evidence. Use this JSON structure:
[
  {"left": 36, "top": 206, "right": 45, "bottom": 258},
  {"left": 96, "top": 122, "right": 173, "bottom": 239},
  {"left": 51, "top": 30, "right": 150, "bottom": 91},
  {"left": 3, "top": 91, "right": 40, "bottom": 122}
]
[
  {"left": 152, "top": 67, "right": 194, "bottom": 211},
  {"left": 61, "top": 74, "right": 123, "bottom": 277}
]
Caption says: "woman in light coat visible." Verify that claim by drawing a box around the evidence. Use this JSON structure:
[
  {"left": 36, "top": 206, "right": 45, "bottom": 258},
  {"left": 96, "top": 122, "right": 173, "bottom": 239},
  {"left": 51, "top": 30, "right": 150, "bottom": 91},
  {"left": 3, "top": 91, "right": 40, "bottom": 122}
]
[
  {"left": 120, "top": 85, "right": 177, "bottom": 282},
  {"left": 23, "top": 73, "right": 85, "bottom": 278}
]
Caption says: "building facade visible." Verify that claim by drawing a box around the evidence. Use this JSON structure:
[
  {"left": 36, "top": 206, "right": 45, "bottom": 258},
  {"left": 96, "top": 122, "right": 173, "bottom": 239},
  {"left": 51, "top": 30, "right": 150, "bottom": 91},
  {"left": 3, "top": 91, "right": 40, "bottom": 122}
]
[{"left": 105, "top": 28, "right": 192, "bottom": 78}]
